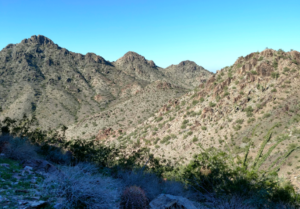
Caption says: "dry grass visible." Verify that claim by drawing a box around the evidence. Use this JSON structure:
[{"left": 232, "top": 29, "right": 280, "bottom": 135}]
[{"left": 39, "top": 162, "right": 123, "bottom": 209}]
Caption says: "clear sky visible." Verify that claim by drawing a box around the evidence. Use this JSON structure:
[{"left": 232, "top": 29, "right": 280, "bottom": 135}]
[{"left": 0, "top": 0, "right": 299, "bottom": 73}]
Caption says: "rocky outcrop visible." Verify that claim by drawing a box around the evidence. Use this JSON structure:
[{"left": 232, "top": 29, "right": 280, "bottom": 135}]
[
  {"left": 22, "top": 159, "right": 63, "bottom": 176},
  {"left": 256, "top": 62, "right": 274, "bottom": 76},
  {"left": 96, "top": 128, "right": 115, "bottom": 141},
  {"left": 156, "top": 81, "right": 172, "bottom": 90},
  {"left": 260, "top": 49, "right": 276, "bottom": 57},
  {"left": 21, "top": 35, "right": 55, "bottom": 46}
]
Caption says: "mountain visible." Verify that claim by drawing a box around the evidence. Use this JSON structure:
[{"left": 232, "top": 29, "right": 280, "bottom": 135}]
[
  {"left": 0, "top": 35, "right": 212, "bottom": 133},
  {"left": 162, "top": 60, "right": 212, "bottom": 89},
  {"left": 102, "top": 48, "right": 300, "bottom": 188}
]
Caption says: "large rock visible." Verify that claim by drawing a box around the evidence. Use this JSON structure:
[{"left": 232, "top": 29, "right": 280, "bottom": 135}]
[
  {"left": 21, "top": 159, "right": 63, "bottom": 176},
  {"left": 149, "top": 194, "right": 197, "bottom": 209}
]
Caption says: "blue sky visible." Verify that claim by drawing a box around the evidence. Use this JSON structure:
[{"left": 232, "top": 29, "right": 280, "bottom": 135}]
[{"left": 0, "top": 0, "right": 299, "bottom": 72}]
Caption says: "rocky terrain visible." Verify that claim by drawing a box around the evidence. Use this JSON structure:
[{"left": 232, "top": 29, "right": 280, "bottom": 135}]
[
  {"left": 102, "top": 48, "right": 300, "bottom": 190},
  {"left": 1, "top": 36, "right": 300, "bottom": 207},
  {"left": 0, "top": 35, "right": 212, "bottom": 135}
]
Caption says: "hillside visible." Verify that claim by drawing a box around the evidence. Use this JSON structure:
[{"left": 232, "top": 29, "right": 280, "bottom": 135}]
[
  {"left": 0, "top": 35, "right": 212, "bottom": 133},
  {"left": 102, "top": 49, "right": 300, "bottom": 190}
]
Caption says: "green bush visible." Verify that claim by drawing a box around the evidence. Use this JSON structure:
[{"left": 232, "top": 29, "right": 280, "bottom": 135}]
[
  {"left": 235, "top": 119, "right": 244, "bottom": 124},
  {"left": 244, "top": 106, "right": 253, "bottom": 117},
  {"left": 192, "top": 136, "right": 198, "bottom": 142},
  {"left": 271, "top": 72, "right": 280, "bottom": 79},
  {"left": 209, "top": 102, "right": 216, "bottom": 107},
  {"left": 192, "top": 100, "right": 199, "bottom": 105},
  {"left": 263, "top": 113, "right": 271, "bottom": 118},
  {"left": 156, "top": 116, "right": 163, "bottom": 122}
]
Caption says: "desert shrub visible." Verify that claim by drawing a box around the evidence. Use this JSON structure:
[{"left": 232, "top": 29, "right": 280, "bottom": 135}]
[
  {"left": 192, "top": 136, "right": 198, "bottom": 142},
  {"left": 223, "top": 91, "right": 230, "bottom": 97},
  {"left": 271, "top": 72, "right": 280, "bottom": 79},
  {"left": 38, "top": 143, "right": 71, "bottom": 165},
  {"left": 182, "top": 119, "right": 189, "bottom": 125},
  {"left": 181, "top": 125, "right": 187, "bottom": 129},
  {"left": 233, "top": 125, "right": 242, "bottom": 131},
  {"left": 117, "top": 169, "right": 187, "bottom": 202},
  {"left": 244, "top": 106, "right": 253, "bottom": 117},
  {"left": 160, "top": 135, "right": 171, "bottom": 144},
  {"left": 242, "top": 137, "right": 251, "bottom": 143},
  {"left": 0, "top": 135, "right": 38, "bottom": 161},
  {"left": 156, "top": 116, "right": 163, "bottom": 122},
  {"left": 247, "top": 118, "right": 255, "bottom": 124},
  {"left": 235, "top": 119, "right": 244, "bottom": 124},
  {"left": 120, "top": 186, "right": 148, "bottom": 209},
  {"left": 192, "top": 100, "right": 199, "bottom": 105},
  {"left": 263, "top": 113, "right": 271, "bottom": 118},
  {"left": 201, "top": 126, "right": 207, "bottom": 131},
  {"left": 39, "top": 163, "right": 121, "bottom": 209},
  {"left": 209, "top": 102, "right": 216, "bottom": 107},
  {"left": 178, "top": 149, "right": 300, "bottom": 208}
]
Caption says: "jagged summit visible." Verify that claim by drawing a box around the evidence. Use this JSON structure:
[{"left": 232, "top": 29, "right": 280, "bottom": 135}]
[{"left": 21, "top": 35, "right": 55, "bottom": 46}]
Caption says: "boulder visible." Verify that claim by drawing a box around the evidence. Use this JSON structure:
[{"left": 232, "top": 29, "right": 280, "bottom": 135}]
[
  {"left": 149, "top": 194, "right": 197, "bottom": 209},
  {"left": 26, "top": 200, "right": 49, "bottom": 208},
  {"left": 21, "top": 159, "right": 63, "bottom": 177}
]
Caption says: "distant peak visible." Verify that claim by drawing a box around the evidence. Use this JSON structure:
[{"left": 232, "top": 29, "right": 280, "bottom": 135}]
[
  {"left": 21, "top": 35, "right": 55, "bottom": 46},
  {"left": 178, "top": 60, "right": 196, "bottom": 66},
  {"left": 119, "top": 51, "right": 146, "bottom": 62},
  {"left": 116, "top": 51, "right": 157, "bottom": 67}
]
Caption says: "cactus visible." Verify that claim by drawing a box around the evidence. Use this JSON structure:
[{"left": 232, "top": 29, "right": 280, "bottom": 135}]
[{"left": 120, "top": 186, "right": 148, "bottom": 209}]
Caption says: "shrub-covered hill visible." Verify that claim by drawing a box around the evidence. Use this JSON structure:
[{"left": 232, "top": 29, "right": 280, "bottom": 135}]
[
  {"left": 0, "top": 35, "right": 212, "bottom": 134},
  {"left": 102, "top": 49, "right": 300, "bottom": 191}
]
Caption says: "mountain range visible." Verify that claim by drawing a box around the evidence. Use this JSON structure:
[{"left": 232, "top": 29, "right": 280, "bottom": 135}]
[{"left": 1, "top": 35, "right": 300, "bottom": 190}]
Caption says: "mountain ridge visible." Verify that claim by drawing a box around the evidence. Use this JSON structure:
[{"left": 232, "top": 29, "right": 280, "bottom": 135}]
[{"left": 0, "top": 35, "right": 212, "bottom": 136}]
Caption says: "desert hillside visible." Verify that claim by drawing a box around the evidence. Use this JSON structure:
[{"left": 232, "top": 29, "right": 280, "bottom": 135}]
[
  {"left": 0, "top": 35, "right": 212, "bottom": 133},
  {"left": 102, "top": 48, "right": 300, "bottom": 189}
]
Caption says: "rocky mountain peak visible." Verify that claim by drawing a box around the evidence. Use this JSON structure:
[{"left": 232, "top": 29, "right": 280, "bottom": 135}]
[
  {"left": 178, "top": 60, "right": 196, "bottom": 67},
  {"left": 21, "top": 35, "right": 55, "bottom": 46},
  {"left": 116, "top": 51, "right": 148, "bottom": 64}
]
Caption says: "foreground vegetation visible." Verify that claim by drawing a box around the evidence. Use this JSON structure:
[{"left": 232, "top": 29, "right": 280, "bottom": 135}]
[{"left": 0, "top": 115, "right": 299, "bottom": 208}]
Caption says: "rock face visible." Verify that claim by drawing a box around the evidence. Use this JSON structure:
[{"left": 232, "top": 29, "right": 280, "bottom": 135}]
[{"left": 149, "top": 194, "right": 197, "bottom": 209}]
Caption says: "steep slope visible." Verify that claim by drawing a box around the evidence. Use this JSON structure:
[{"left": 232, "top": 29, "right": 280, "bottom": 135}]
[
  {"left": 102, "top": 49, "right": 300, "bottom": 188},
  {"left": 0, "top": 35, "right": 211, "bottom": 133},
  {"left": 0, "top": 35, "right": 147, "bottom": 129}
]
